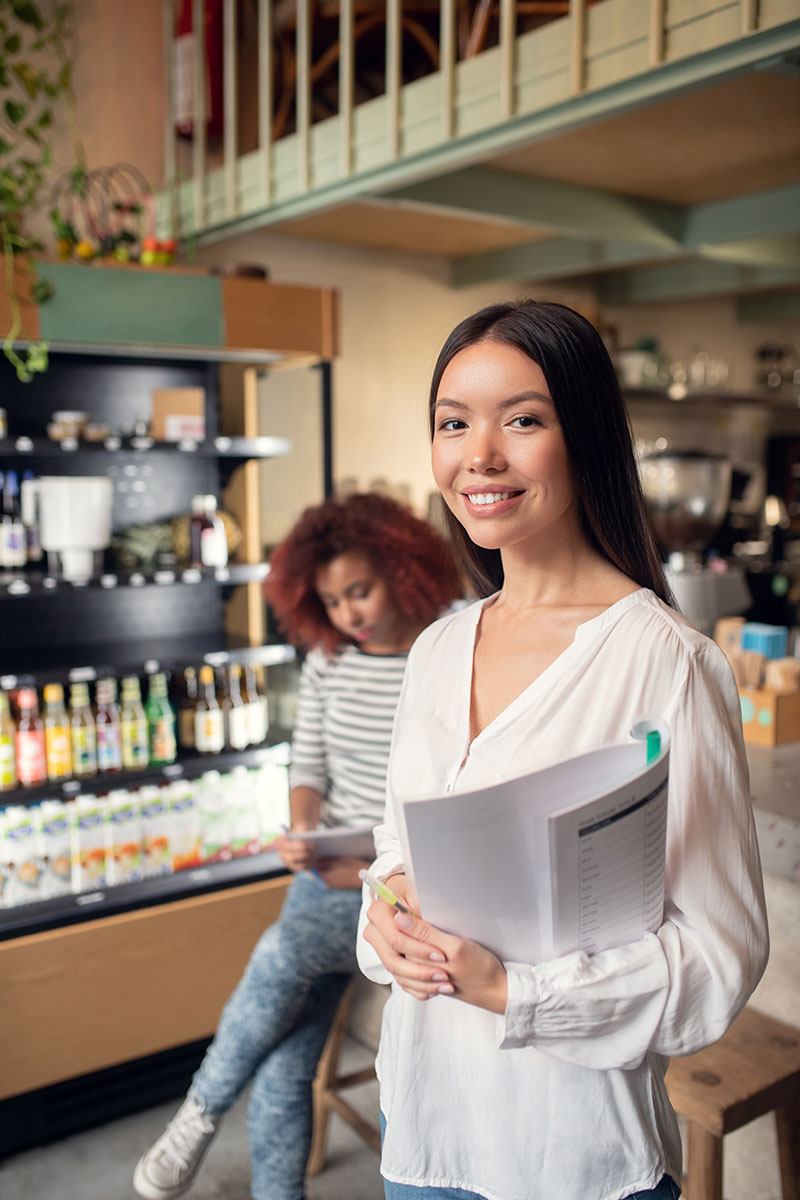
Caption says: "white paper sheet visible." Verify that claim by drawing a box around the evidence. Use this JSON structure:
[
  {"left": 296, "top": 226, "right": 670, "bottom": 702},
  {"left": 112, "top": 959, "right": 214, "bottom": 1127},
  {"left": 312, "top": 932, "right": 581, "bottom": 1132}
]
[
  {"left": 285, "top": 823, "right": 377, "bottom": 859},
  {"left": 399, "top": 726, "right": 669, "bottom": 963}
]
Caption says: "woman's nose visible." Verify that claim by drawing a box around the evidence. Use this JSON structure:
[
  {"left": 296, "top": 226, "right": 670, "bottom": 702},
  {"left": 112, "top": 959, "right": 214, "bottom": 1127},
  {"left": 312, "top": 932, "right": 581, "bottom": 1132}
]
[{"left": 467, "top": 428, "right": 505, "bottom": 472}]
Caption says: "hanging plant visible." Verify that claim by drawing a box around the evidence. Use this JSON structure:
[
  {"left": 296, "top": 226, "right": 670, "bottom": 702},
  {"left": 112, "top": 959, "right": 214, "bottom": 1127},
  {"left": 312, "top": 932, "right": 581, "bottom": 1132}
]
[{"left": 0, "top": 0, "right": 74, "bottom": 381}]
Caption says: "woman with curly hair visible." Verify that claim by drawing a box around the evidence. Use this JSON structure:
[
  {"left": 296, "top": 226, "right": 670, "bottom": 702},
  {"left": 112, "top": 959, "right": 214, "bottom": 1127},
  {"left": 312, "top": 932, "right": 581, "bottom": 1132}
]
[{"left": 134, "top": 492, "right": 461, "bottom": 1200}]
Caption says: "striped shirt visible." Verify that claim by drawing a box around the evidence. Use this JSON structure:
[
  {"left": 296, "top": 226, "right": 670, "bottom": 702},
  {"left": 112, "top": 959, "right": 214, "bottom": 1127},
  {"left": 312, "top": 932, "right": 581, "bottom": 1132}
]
[{"left": 288, "top": 644, "right": 408, "bottom": 828}]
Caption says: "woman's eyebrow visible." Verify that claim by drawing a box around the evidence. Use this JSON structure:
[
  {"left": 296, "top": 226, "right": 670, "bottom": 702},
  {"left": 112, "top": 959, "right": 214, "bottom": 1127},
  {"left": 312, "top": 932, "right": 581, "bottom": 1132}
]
[{"left": 435, "top": 390, "right": 553, "bottom": 411}]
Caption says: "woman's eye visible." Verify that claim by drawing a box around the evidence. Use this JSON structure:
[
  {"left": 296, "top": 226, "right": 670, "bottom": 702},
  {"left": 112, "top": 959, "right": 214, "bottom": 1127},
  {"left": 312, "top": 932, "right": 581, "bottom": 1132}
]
[
  {"left": 438, "top": 418, "right": 466, "bottom": 432},
  {"left": 510, "top": 414, "right": 540, "bottom": 428}
]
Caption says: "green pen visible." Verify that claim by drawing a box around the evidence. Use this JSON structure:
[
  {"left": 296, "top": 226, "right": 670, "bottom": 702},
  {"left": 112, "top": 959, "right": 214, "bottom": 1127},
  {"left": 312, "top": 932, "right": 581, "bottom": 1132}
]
[{"left": 359, "top": 868, "right": 414, "bottom": 916}]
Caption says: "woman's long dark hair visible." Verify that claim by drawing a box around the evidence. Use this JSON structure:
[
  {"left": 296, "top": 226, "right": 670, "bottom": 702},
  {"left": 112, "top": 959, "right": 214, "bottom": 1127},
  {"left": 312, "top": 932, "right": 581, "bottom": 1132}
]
[{"left": 428, "top": 300, "right": 673, "bottom": 605}]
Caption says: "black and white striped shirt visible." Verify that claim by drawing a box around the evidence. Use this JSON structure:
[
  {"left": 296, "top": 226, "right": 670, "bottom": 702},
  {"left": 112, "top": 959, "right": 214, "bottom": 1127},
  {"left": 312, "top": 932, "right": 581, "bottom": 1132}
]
[{"left": 288, "top": 644, "right": 408, "bottom": 827}]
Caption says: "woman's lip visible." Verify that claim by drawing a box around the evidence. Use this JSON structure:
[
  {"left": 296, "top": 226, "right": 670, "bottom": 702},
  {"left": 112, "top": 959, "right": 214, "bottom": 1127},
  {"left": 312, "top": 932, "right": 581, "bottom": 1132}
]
[
  {"left": 461, "top": 491, "right": 524, "bottom": 516},
  {"left": 353, "top": 629, "right": 373, "bottom": 641}
]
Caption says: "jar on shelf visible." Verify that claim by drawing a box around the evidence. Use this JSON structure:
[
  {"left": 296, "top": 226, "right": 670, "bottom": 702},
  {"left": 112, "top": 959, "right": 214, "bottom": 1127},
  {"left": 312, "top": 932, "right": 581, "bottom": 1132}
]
[{"left": 189, "top": 495, "right": 228, "bottom": 568}]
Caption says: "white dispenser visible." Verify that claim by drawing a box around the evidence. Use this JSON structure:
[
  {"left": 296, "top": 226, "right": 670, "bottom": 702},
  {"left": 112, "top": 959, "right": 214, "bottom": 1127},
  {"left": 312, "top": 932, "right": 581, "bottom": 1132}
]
[{"left": 36, "top": 476, "right": 113, "bottom": 580}]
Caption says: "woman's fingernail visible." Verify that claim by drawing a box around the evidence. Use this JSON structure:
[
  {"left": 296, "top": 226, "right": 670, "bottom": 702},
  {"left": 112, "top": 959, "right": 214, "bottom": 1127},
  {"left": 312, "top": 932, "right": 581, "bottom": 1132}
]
[
  {"left": 428, "top": 951, "right": 446, "bottom": 962},
  {"left": 394, "top": 912, "right": 414, "bottom": 930},
  {"left": 431, "top": 972, "right": 449, "bottom": 982},
  {"left": 436, "top": 983, "right": 455, "bottom": 995}
]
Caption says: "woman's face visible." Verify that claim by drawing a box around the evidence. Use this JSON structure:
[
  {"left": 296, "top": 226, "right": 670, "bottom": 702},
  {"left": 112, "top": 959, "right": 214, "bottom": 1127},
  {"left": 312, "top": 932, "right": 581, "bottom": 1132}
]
[
  {"left": 431, "top": 340, "right": 579, "bottom": 556},
  {"left": 315, "top": 551, "right": 407, "bottom": 654}
]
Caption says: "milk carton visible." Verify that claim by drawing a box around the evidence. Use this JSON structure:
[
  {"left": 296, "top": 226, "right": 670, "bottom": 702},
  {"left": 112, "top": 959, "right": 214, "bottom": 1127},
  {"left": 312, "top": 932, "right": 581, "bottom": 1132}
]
[
  {"left": 106, "top": 789, "right": 144, "bottom": 885},
  {"left": 138, "top": 785, "right": 172, "bottom": 877},
  {"left": 4, "top": 805, "right": 43, "bottom": 906},
  {"left": 0, "top": 810, "right": 7, "bottom": 908},
  {"left": 256, "top": 747, "right": 291, "bottom": 848},
  {"left": 72, "top": 795, "right": 108, "bottom": 891},
  {"left": 197, "top": 771, "right": 233, "bottom": 863},
  {"left": 168, "top": 780, "right": 201, "bottom": 872},
  {"left": 228, "top": 767, "right": 260, "bottom": 857},
  {"left": 37, "top": 799, "right": 73, "bottom": 898}
]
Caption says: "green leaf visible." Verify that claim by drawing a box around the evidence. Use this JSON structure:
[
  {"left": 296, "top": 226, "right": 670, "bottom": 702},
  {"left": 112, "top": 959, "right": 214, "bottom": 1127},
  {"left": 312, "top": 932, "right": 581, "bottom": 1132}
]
[
  {"left": 30, "top": 278, "right": 54, "bottom": 304},
  {"left": 12, "top": 61, "right": 40, "bottom": 99},
  {"left": 0, "top": 136, "right": 11, "bottom": 156},
  {"left": 36, "top": 107, "right": 51, "bottom": 128},
  {"left": 5, "top": 99, "right": 26, "bottom": 124},
  {"left": 11, "top": 1, "right": 44, "bottom": 31},
  {"left": 4, "top": 32, "right": 20, "bottom": 52}
]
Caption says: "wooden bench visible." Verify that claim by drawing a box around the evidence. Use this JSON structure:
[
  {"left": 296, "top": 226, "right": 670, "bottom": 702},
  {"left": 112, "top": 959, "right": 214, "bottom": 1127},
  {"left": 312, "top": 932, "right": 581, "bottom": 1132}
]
[{"left": 666, "top": 1006, "right": 800, "bottom": 1200}]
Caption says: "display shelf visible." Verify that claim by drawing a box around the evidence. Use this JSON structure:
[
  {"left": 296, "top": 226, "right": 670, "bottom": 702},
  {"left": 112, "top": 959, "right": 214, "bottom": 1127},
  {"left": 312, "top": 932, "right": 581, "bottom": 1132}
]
[
  {"left": 0, "top": 851, "right": 288, "bottom": 940},
  {"left": 0, "top": 734, "right": 293, "bottom": 808},
  {"left": 0, "top": 638, "right": 295, "bottom": 688},
  {"left": 0, "top": 434, "right": 291, "bottom": 460},
  {"left": 0, "top": 562, "right": 270, "bottom": 598}
]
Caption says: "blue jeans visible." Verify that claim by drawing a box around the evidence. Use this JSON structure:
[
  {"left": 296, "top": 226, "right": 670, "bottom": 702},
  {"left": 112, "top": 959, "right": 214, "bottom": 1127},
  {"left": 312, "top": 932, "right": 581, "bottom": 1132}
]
[
  {"left": 190, "top": 870, "right": 363, "bottom": 1200},
  {"left": 379, "top": 1115, "right": 680, "bottom": 1200}
]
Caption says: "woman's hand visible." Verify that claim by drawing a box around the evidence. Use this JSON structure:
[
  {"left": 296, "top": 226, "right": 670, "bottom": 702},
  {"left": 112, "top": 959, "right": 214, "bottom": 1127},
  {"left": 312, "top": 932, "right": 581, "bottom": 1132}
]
[
  {"left": 362, "top": 874, "right": 508, "bottom": 1014},
  {"left": 275, "top": 831, "right": 316, "bottom": 874}
]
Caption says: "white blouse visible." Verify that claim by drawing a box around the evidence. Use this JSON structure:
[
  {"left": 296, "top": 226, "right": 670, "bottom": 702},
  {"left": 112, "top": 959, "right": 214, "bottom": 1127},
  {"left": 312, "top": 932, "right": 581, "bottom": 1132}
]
[{"left": 357, "top": 588, "right": 769, "bottom": 1200}]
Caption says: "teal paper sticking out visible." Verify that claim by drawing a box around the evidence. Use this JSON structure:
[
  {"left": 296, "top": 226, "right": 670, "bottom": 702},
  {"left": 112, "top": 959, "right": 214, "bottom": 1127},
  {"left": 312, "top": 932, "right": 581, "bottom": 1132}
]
[{"left": 646, "top": 730, "right": 661, "bottom": 762}]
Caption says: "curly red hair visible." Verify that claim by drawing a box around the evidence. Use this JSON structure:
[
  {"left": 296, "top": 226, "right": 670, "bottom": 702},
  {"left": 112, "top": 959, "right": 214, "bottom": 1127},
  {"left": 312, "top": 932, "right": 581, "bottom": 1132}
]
[{"left": 264, "top": 493, "right": 462, "bottom": 654}]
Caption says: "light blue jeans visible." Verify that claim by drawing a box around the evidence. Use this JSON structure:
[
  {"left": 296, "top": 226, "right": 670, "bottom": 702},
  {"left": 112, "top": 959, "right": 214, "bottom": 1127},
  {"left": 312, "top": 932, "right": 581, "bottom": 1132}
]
[{"left": 190, "top": 870, "right": 363, "bottom": 1200}]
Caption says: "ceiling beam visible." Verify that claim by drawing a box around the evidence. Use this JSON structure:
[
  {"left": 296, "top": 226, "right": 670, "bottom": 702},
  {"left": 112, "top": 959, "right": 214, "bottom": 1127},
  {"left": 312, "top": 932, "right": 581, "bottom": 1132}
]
[
  {"left": 684, "top": 183, "right": 800, "bottom": 248},
  {"left": 736, "top": 289, "right": 800, "bottom": 321},
  {"left": 597, "top": 261, "right": 800, "bottom": 306},
  {"left": 451, "top": 236, "right": 677, "bottom": 288},
  {"left": 383, "top": 167, "right": 685, "bottom": 250}
]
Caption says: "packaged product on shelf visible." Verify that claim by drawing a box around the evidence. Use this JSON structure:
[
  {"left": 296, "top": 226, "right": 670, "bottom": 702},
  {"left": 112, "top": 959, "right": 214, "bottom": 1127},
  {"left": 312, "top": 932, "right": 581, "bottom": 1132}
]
[
  {"left": 20, "top": 470, "right": 43, "bottom": 564},
  {"left": 145, "top": 673, "right": 177, "bottom": 766},
  {"left": 197, "top": 771, "right": 233, "bottom": 863},
  {"left": 44, "top": 683, "right": 72, "bottom": 781},
  {"left": 105, "top": 790, "right": 144, "bottom": 885},
  {"left": 256, "top": 746, "right": 291, "bottom": 847},
  {"left": 72, "top": 795, "right": 108, "bottom": 891},
  {"left": 168, "top": 780, "right": 202, "bottom": 872},
  {"left": 223, "top": 665, "right": 249, "bottom": 751},
  {"left": 15, "top": 687, "right": 47, "bottom": 787},
  {"left": 120, "top": 677, "right": 149, "bottom": 769},
  {"left": 0, "top": 692, "right": 17, "bottom": 790},
  {"left": 241, "top": 665, "right": 262, "bottom": 746},
  {"left": 138, "top": 785, "right": 172, "bottom": 877},
  {"left": 228, "top": 767, "right": 260, "bottom": 857},
  {"left": 2, "top": 805, "right": 43, "bottom": 906},
  {"left": 69, "top": 682, "right": 98, "bottom": 778},
  {"left": 0, "top": 469, "right": 26, "bottom": 569},
  {"left": 195, "top": 666, "right": 225, "bottom": 754},
  {"left": 177, "top": 667, "right": 197, "bottom": 749},
  {"left": 0, "top": 810, "right": 6, "bottom": 907},
  {"left": 95, "top": 678, "right": 123, "bottom": 774},
  {"left": 36, "top": 800, "right": 73, "bottom": 899}
]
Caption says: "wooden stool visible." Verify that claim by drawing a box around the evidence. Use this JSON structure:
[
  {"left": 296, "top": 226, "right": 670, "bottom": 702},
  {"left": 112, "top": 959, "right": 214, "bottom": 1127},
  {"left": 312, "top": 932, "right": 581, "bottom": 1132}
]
[
  {"left": 306, "top": 976, "right": 387, "bottom": 1176},
  {"left": 666, "top": 1006, "right": 800, "bottom": 1200}
]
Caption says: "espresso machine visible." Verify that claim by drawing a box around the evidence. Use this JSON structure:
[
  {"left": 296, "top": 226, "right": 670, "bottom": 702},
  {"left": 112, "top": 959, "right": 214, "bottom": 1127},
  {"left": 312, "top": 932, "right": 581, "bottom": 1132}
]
[{"left": 639, "top": 450, "right": 751, "bottom": 633}]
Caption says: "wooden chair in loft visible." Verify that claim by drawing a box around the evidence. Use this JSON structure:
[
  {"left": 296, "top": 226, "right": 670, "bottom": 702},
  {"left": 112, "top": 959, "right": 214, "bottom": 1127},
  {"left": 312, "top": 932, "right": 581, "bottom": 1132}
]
[{"left": 266, "top": 1, "right": 602, "bottom": 140}]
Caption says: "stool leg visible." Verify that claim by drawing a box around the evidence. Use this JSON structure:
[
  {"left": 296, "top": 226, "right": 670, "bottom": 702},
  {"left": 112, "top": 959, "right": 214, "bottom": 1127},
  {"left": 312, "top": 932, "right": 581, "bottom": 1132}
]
[
  {"left": 306, "top": 979, "right": 357, "bottom": 1178},
  {"left": 685, "top": 1122, "right": 723, "bottom": 1200},
  {"left": 775, "top": 1103, "right": 800, "bottom": 1200}
]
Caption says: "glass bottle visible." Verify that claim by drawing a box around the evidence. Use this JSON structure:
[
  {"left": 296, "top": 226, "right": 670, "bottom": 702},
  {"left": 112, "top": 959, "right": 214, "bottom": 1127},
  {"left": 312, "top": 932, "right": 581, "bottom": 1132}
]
[
  {"left": 20, "top": 470, "right": 42, "bottom": 565},
  {"left": 95, "top": 677, "right": 123, "bottom": 774},
  {"left": 15, "top": 687, "right": 47, "bottom": 787},
  {"left": 146, "top": 672, "right": 177, "bottom": 766},
  {"left": 189, "top": 495, "right": 227, "bottom": 568},
  {"left": 0, "top": 468, "right": 26, "bottom": 570},
  {"left": 43, "top": 682, "right": 73, "bottom": 781},
  {"left": 70, "top": 681, "right": 98, "bottom": 778},
  {"left": 178, "top": 667, "right": 198, "bottom": 750},
  {"left": 194, "top": 665, "right": 225, "bottom": 754},
  {"left": 120, "top": 676, "right": 149, "bottom": 769},
  {"left": 223, "top": 663, "right": 249, "bottom": 751},
  {"left": 0, "top": 692, "right": 17, "bottom": 790},
  {"left": 241, "top": 664, "right": 260, "bottom": 747}
]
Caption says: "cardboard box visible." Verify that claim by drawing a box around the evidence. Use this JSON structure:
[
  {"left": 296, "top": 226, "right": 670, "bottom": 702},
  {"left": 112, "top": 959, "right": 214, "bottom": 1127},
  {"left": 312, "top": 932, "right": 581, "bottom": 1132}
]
[
  {"left": 738, "top": 687, "right": 800, "bottom": 747},
  {"left": 151, "top": 388, "right": 206, "bottom": 442}
]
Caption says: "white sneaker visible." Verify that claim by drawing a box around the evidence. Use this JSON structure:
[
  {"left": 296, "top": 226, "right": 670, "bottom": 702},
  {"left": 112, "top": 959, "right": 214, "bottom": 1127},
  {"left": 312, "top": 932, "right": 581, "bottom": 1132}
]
[{"left": 133, "top": 1094, "right": 219, "bottom": 1200}]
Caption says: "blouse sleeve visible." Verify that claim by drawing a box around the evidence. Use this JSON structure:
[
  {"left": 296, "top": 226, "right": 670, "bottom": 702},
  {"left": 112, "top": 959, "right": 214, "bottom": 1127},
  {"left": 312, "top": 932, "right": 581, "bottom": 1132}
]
[
  {"left": 501, "top": 641, "right": 769, "bottom": 1069},
  {"left": 287, "top": 650, "right": 330, "bottom": 798}
]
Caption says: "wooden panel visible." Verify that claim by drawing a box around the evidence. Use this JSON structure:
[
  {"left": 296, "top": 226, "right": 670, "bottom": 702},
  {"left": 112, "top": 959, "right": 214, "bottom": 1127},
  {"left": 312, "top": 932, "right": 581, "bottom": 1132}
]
[
  {"left": 270, "top": 200, "right": 546, "bottom": 257},
  {"left": 221, "top": 277, "right": 338, "bottom": 357},
  {"left": 36, "top": 262, "right": 224, "bottom": 347},
  {"left": 489, "top": 72, "right": 800, "bottom": 205},
  {"left": 0, "top": 255, "right": 41, "bottom": 343},
  {"left": 0, "top": 875, "right": 289, "bottom": 1100}
]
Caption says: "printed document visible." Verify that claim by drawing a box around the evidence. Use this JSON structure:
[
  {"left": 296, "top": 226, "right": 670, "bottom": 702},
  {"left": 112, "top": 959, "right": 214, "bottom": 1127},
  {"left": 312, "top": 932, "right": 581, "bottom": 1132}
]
[
  {"left": 286, "top": 823, "right": 377, "bottom": 859},
  {"left": 397, "top": 726, "right": 669, "bottom": 963}
]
